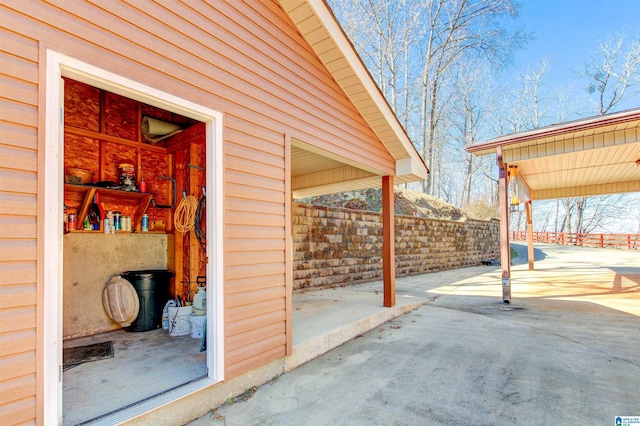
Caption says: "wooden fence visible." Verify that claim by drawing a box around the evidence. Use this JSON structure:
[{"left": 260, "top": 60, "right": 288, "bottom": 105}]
[{"left": 510, "top": 231, "right": 640, "bottom": 250}]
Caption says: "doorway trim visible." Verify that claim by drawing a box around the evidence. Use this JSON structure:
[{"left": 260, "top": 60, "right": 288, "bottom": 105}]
[{"left": 43, "top": 50, "right": 225, "bottom": 424}]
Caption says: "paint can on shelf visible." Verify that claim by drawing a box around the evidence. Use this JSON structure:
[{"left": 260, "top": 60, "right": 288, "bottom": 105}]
[{"left": 141, "top": 214, "right": 149, "bottom": 232}]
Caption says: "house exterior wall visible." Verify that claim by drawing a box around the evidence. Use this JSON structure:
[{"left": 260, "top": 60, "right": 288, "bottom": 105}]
[
  {"left": 293, "top": 203, "right": 500, "bottom": 290},
  {"left": 0, "top": 1, "right": 395, "bottom": 423}
]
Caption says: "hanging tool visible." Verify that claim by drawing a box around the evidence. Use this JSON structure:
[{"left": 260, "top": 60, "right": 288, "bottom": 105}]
[{"left": 151, "top": 176, "right": 176, "bottom": 209}]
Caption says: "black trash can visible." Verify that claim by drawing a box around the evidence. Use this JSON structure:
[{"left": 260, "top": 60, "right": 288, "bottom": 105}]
[{"left": 121, "top": 269, "right": 173, "bottom": 332}]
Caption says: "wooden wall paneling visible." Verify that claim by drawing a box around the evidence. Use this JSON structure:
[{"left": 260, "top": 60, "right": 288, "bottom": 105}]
[
  {"left": 63, "top": 78, "right": 100, "bottom": 131},
  {"left": 166, "top": 152, "right": 174, "bottom": 231},
  {"left": 99, "top": 140, "right": 106, "bottom": 182},
  {"left": 197, "top": 139, "right": 207, "bottom": 278},
  {"left": 63, "top": 134, "right": 99, "bottom": 179},
  {"left": 181, "top": 229, "right": 190, "bottom": 300},
  {"left": 189, "top": 143, "right": 201, "bottom": 300},
  {"left": 99, "top": 89, "right": 105, "bottom": 133},
  {"left": 65, "top": 126, "right": 166, "bottom": 153},
  {"left": 136, "top": 103, "right": 142, "bottom": 144},
  {"left": 141, "top": 149, "right": 170, "bottom": 223},
  {"left": 181, "top": 143, "right": 191, "bottom": 298},
  {"left": 103, "top": 91, "right": 138, "bottom": 140},
  {"left": 103, "top": 142, "right": 136, "bottom": 183},
  {"left": 173, "top": 149, "right": 185, "bottom": 299},
  {"left": 98, "top": 90, "right": 107, "bottom": 182},
  {"left": 136, "top": 103, "right": 142, "bottom": 191}
]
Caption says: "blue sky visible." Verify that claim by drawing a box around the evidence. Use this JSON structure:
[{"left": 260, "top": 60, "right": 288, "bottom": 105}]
[
  {"left": 506, "top": 0, "right": 640, "bottom": 113},
  {"left": 505, "top": 1, "right": 640, "bottom": 233}
]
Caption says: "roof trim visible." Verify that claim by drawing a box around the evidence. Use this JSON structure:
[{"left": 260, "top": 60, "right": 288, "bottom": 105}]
[
  {"left": 468, "top": 107, "right": 640, "bottom": 155},
  {"left": 280, "top": 0, "right": 428, "bottom": 181}
]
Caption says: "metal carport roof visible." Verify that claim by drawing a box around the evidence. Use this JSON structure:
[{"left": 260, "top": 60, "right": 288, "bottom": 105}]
[{"left": 468, "top": 108, "right": 640, "bottom": 200}]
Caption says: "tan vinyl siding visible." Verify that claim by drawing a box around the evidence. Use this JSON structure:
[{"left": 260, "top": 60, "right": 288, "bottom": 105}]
[
  {"left": 1, "top": 1, "right": 397, "bottom": 420},
  {"left": 2, "top": 0, "right": 393, "bottom": 173},
  {"left": 0, "top": 19, "right": 39, "bottom": 425},
  {"left": 224, "top": 110, "right": 287, "bottom": 372}
]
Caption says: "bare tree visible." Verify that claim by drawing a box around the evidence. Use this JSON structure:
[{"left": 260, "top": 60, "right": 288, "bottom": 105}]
[
  {"left": 492, "top": 59, "right": 551, "bottom": 134},
  {"left": 566, "top": 34, "right": 640, "bottom": 237},
  {"left": 329, "top": 0, "right": 528, "bottom": 197},
  {"left": 450, "top": 62, "right": 494, "bottom": 206},
  {"left": 330, "top": 1, "right": 426, "bottom": 129},
  {"left": 580, "top": 34, "right": 640, "bottom": 115},
  {"left": 418, "top": 0, "right": 526, "bottom": 195}
]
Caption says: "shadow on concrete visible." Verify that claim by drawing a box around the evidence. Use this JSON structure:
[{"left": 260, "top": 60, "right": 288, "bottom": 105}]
[{"left": 510, "top": 241, "right": 546, "bottom": 265}]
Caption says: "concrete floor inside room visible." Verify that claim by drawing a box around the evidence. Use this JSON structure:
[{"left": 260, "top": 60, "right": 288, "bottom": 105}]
[{"left": 63, "top": 328, "right": 207, "bottom": 425}]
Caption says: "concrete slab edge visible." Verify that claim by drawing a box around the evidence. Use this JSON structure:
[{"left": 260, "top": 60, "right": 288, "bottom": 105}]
[{"left": 284, "top": 301, "right": 425, "bottom": 372}]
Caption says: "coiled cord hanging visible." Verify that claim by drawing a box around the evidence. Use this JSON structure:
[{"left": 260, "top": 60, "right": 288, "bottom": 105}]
[
  {"left": 174, "top": 195, "right": 198, "bottom": 233},
  {"left": 194, "top": 194, "right": 206, "bottom": 253}
]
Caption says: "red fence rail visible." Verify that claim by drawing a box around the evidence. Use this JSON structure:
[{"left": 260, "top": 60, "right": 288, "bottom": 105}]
[{"left": 510, "top": 231, "right": 640, "bottom": 250}]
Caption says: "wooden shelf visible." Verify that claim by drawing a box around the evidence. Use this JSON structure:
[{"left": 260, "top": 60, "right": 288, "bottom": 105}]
[
  {"left": 64, "top": 184, "right": 153, "bottom": 231},
  {"left": 67, "top": 230, "right": 164, "bottom": 234},
  {"left": 64, "top": 125, "right": 167, "bottom": 153}
]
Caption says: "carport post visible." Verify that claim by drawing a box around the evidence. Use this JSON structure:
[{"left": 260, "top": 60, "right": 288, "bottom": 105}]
[
  {"left": 526, "top": 200, "right": 534, "bottom": 270},
  {"left": 497, "top": 147, "right": 511, "bottom": 302},
  {"left": 382, "top": 175, "right": 395, "bottom": 307}
]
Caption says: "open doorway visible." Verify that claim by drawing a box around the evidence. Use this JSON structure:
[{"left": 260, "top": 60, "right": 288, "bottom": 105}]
[{"left": 44, "top": 51, "right": 224, "bottom": 425}]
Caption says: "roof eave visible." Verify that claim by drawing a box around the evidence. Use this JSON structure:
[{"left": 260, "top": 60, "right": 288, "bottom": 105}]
[
  {"left": 279, "top": 0, "right": 428, "bottom": 179},
  {"left": 468, "top": 107, "right": 640, "bottom": 156}
]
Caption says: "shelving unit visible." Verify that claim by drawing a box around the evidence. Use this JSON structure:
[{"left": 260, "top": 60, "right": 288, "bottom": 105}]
[{"left": 65, "top": 184, "right": 153, "bottom": 231}]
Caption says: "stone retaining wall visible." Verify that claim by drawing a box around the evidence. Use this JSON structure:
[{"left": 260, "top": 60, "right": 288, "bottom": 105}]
[{"left": 293, "top": 202, "right": 499, "bottom": 291}]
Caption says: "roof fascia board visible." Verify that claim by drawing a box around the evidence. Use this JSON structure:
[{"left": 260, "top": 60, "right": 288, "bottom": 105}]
[
  {"left": 468, "top": 108, "right": 640, "bottom": 155},
  {"left": 503, "top": 134, "right": 640, "bottom": 163}
]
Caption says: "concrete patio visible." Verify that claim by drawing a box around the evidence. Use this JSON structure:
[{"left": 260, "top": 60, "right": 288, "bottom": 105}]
[{"left": 188, "top": 241, "right": 639, "bottom": 425}]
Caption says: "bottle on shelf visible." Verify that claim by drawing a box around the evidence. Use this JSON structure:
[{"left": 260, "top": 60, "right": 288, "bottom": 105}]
[
  {"left": 105, "top": 211, "right": 114, "bottom": 234},
  {"left": 139, "top": 166, "right": 146, "bottom": 193},
  {"left": 113, "top": 211, "right": 122, "bottom": 231}
]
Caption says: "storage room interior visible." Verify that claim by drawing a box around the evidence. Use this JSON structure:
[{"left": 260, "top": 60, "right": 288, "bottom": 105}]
[{"left": 61, "top": 77, "right": 209, "bottom": 424}]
